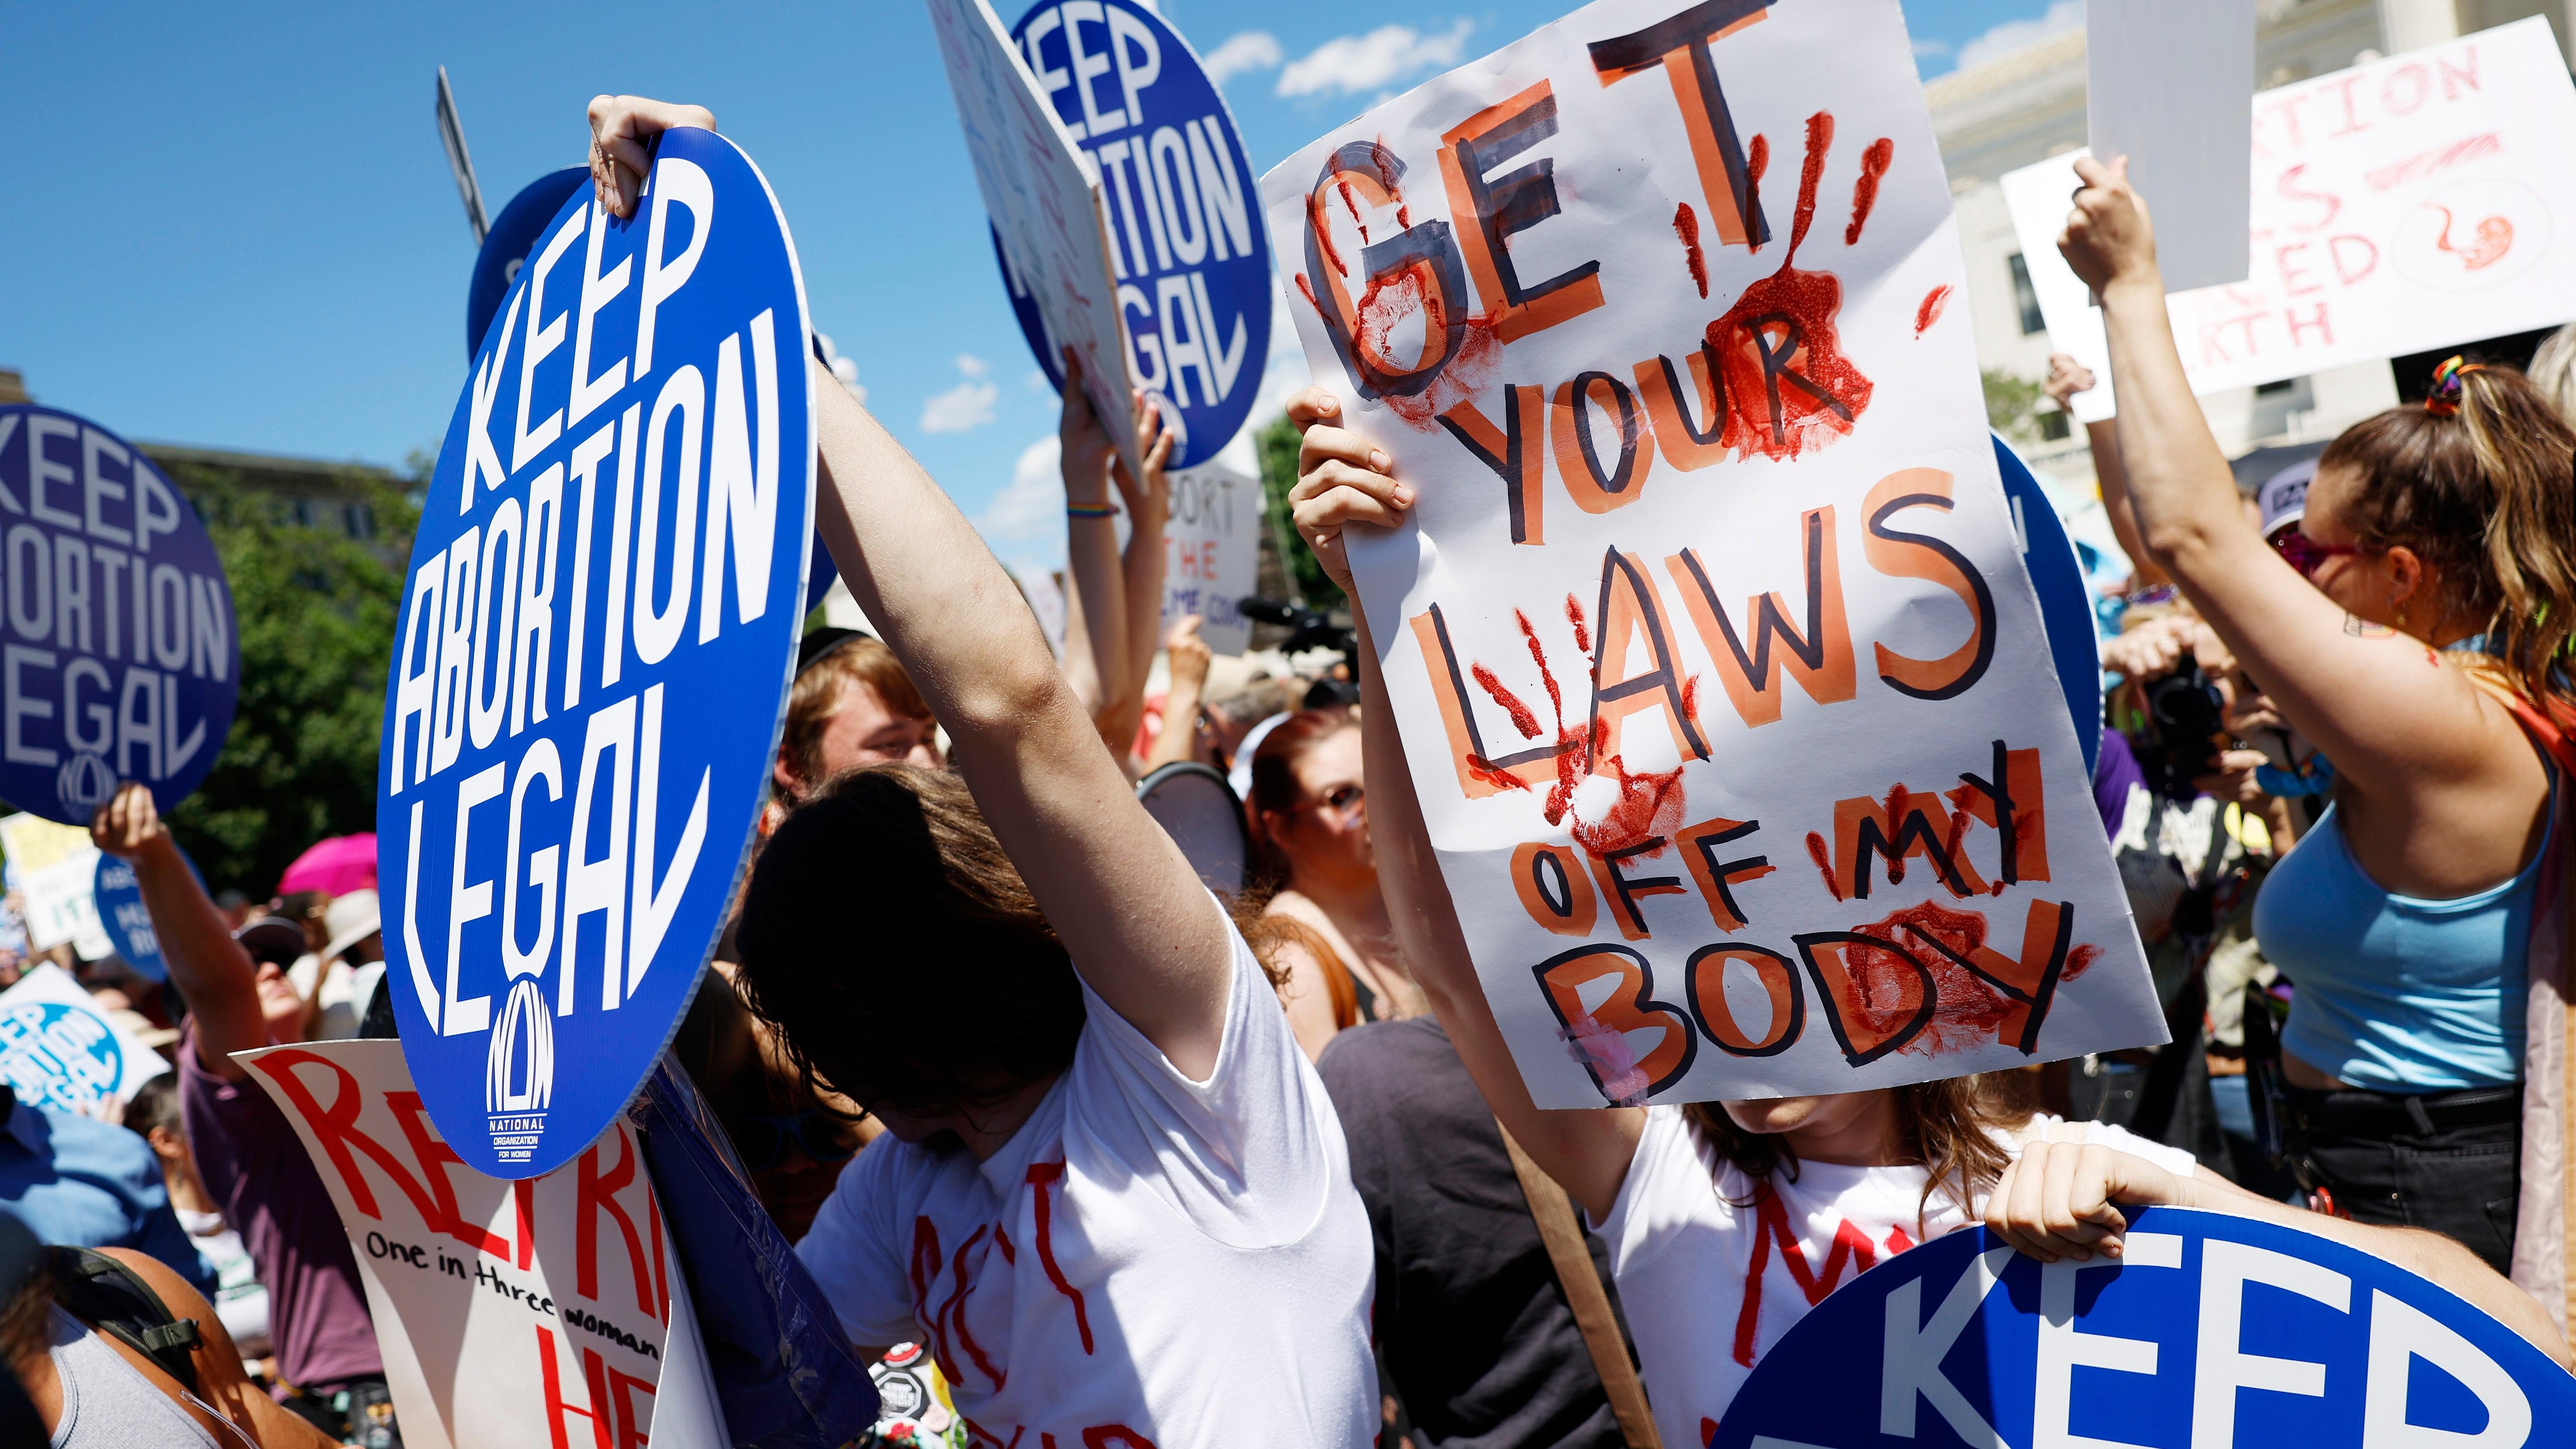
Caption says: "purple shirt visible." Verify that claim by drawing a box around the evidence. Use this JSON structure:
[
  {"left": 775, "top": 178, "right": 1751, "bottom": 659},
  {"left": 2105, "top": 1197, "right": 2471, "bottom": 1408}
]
[
  {"left": 2093, "top": 728, "right": 2147, "bottom": 836},
  {"left": 178, "top": 1031, "right": 382, "bottom": 1390}
]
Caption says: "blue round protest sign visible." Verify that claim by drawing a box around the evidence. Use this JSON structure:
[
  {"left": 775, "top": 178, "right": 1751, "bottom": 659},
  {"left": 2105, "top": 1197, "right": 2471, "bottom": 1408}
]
[
  {"left": 469, "top": 167, "right": 595, "bottom": 361},
  {"left": 94, "top": 846, "right": 200, "bottom": 983},
  {"left": 0, "top": 406, "right": 239, "bottom": 825},
  {"left": 0, "top": 1001, "right": 128, "bottom": 1113},
  {"left": 1994, "top": 436, "right": 2101, "bottom": 778},
  {"left": 1713, "top": 1205, "right": 2574, "bottom": 1449},
  {"left": 383, "top": 127, "right": 814, "bottom": 1179},
  {"left": 1000, "top": 0, "right": 1270, "bottom": 468}
]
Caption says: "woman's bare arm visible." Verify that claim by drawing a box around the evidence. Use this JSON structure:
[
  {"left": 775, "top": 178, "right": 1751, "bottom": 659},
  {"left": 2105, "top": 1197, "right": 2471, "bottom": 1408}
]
[
  {"left": 585, "top": 99, "right": 1232, "bottom": 1075},
  {"left": 1990, "top": 1139, "right": 2567, "bottom": 1361},
  {"left": 1286, "top": 389, "right": 1643, "bottom": 1222},
  {"left": 2061, "top": 157, "right": 2520, "bottom": 801}
]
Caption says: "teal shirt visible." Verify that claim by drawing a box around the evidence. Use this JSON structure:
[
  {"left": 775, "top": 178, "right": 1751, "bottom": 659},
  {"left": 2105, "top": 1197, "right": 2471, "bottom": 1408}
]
[{"left": 2256, "top": 797, "right": 2546, "bottom": 1090}]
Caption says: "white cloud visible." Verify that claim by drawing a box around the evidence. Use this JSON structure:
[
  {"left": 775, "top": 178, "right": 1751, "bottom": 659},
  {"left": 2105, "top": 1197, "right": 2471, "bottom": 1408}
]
[
  {"left": 1952, "top": 0, "right": 2082, "bottom": 73},
  {"left": 1911, "top": 37, "right": 1951, "bottom": 59},
  {"left": 1277, "top": 20, "right": 1472, "bottom": 99},
  {"left": 977, "top": 434, "right": 1067, "bottom": 568},
  {"left": 1202, "top": 30, "right": 1283, "bottom": 85},
  {"left": 919, "top": 355, "right": 1000, "bottom": 434}
]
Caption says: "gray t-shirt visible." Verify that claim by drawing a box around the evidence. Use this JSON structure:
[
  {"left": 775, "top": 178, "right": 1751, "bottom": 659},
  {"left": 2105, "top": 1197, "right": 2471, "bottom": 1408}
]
[{"left": 1318, "top": 1016, "right": 1631, "bottom": 1449}]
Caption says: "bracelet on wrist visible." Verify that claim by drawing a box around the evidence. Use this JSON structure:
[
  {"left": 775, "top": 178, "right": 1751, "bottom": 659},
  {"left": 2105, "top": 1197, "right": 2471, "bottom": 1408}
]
[{"left": 1066, "top": 501, "right": 1117, "bottom": 519}]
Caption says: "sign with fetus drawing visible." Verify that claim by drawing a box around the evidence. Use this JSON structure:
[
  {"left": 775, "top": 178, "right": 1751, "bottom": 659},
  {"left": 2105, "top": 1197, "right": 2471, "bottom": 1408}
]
[{"left": 1260, "top": 0, "right": 2163, "bottom": 1106}]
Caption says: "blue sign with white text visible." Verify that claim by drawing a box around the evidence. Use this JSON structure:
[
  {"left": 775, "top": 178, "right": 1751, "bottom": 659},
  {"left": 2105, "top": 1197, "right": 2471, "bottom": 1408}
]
[
  {"left": 469, "top": 167, "right": 594, "bottom": 360},
  {"left": 0, "top": 406, "right": 239, "bottom": 825},
  {"left": 1714, "top": 1205, "right": 2574, "bottom": 1449},
  {"left": 1001, "top": 0, "right": 1270, "bottom": 468},
  {"left": 94, "top": 847, "right": 200, "bottom": 983},
  {"left": 382, "top": 127, "right": 814, "bottom": 1179}
]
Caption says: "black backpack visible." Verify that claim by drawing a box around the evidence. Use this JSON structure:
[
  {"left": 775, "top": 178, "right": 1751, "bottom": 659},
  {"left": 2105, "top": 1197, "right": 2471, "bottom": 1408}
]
[{"left": 47, "top": 1245, "right": 204, "bottom": 1394}]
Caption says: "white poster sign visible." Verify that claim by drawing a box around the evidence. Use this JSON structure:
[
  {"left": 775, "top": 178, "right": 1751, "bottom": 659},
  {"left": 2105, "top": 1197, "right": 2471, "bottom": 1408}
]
[
  {"left": 0, "top": 812, "right": 111, "bottom": 959},
  {"left": 2010, "top": 18, "right": 2576, "bottom": 422},
  {"left": 2087, "top": 0, "right": 2255, "bottom": 292},
  {"left": 0, "top": 963, "right": 168, "bottom": 1113},
  {"left": 1259, "top": 0, "right": 2161, "bottom": 1106},
  {"left": 238, "top": 1040, "right": 726, "bottom": 1449},
  {"left": 1160, "top": 458, "right": 1263, "bottom": 656},
  {"left": 927, "top": 0, "right": 1143, "bottom": 483}
]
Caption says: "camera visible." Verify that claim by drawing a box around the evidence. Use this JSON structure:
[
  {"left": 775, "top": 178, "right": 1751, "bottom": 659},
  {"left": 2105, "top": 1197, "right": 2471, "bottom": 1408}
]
[
  {"left": 1237, "top": 596, "right": 1358, "bottom": 661},
  {"left": 2140, "top": 656, "right": 2228, "bottom": 797}
]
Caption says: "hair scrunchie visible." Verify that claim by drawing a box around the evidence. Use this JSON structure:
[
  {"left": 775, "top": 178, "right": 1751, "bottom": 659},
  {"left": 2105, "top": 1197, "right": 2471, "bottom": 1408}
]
[{"left": 2425, "top": 354, "right": 2485, "bottom": 416}]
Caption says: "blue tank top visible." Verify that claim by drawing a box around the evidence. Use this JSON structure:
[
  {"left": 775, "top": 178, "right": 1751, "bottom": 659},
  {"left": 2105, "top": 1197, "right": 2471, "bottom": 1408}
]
[{"left": 2254, "top": 781, "right": 2550, "bottom": 1090}]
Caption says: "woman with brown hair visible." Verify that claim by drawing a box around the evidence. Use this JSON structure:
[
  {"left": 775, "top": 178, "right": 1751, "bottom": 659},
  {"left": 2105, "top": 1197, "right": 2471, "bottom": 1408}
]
[
  {"left": 1248, "top": 710, "right": 1424, "bottom": 1057},
  {"left": 588, "top": 94, "right": 1373, "bottom": 1449},
  {"left": 2060, "top": 157, "right": 2576, "bottom": 1295},
  {"left": 1278, "top": 384, "right": 2566, "bottom": 1440}
]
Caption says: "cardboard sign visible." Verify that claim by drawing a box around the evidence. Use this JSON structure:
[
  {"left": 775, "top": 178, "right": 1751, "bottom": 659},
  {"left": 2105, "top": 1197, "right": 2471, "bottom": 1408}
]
[
  {"left": 2008, "top": 18, "right": 2576, "bottom": 423},
  {"left": 0, "top": 405, "right": 239, "bottom": 824},
  {"left": 929, "top": 0, "right": 1142, "bottom": 484},
  {"left": 1157, "top": 459, "right": 1262, "bottom": 655},
  {"left": 2086, "top": 0, "right": 2255, "bottom": 293},
  {"left": 1260, "top": 0, "right": 2162, "bottom": 1106},
  {"left": 998, "top": 0, "right": 1272, "bottom": 468},
  {"left": 238, "top": 1040, "right": 728, "bottom": 1449},
  {"left": 0, "top": 811, "right": 111, "bottom": 958},
  {"left": 380, "top": 126, "right": 815, "bottom": 1179},
  {"left": 0, "top": 963, "right": 167, "bottom": 1113},
  {"left": 1713, "top": 1205, "right": 2576, "bottom": 1449}
]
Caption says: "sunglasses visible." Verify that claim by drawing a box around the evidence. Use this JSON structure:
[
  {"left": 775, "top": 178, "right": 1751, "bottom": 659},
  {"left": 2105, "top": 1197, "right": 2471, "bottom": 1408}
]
[
  {"left": 732, "top": 1107, "right": 861, "bottom": 1173},
  {"left": 2272, "top": 530, "right": 2360, "bottom": 580}
]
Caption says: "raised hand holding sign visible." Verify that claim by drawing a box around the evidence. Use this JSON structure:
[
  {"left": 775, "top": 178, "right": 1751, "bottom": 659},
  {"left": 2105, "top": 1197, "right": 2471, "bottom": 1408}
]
[{"left": 380, "top": 112, "right": 814, "bottom": 1179}]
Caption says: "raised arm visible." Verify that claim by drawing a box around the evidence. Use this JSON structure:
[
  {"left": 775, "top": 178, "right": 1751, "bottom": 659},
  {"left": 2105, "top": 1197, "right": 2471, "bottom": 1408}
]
[
  {"left": 1285, "top": 389, "right": 1643, "bottom": 1222},
  {"left": 2044, "top": 352, "right": 2168, "bottom": 591},
  {"left": 1113, "top": 410, "right": 1174, "bottom": 752},
  {"left": 2060, "top": 157, "right": 2518, "bottom": 801},
  {"left": 89, "top": 784, "right": 264, "bottom": 1081},
  {"left": 1141, "top": 616, "right": 1210, "bottom": 771},
  {"left": 583, "top": 99, "right": 1231, "bottom": 1072},
  {"left": 1057, "top": 352, "right": 1134, "bottom": 740}
]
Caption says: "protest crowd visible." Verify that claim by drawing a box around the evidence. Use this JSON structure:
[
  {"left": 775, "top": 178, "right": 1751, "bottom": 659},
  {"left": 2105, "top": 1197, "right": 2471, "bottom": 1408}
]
[{"left": 9, "top": 3, "right": 2576, "bottom": 1446}]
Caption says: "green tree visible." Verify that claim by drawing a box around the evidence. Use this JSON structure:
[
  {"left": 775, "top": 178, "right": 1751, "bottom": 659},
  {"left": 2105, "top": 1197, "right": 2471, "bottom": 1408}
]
[
  {"left": 153, "top": 461, "right": 418, "bottom": 898},
  {"left": 1982, "top": 366, "right": 2049, "bottom": 445},
  {"left": 1255, "top": 412, "right": 1344, "bottom": 608}
]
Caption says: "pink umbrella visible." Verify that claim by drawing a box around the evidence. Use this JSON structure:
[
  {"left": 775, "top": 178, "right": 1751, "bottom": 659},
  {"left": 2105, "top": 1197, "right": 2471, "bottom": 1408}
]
[{"left": 276, "top": 834, "right": 377, "bottom": 898}]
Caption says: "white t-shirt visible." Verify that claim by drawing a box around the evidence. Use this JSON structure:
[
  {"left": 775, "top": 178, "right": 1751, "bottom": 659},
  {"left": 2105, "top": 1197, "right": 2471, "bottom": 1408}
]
[
  {"left": 797, "top": 918, "right": 1377, "bottom": 1448},
  {"left": 1595, "top": 1107, "right": 2199, "bottom": 1449}
]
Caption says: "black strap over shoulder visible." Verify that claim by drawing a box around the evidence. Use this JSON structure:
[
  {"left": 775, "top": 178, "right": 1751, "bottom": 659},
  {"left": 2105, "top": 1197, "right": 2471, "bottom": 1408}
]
[{"left": 46, "top": 1245, "right": 203, "bottom": 1395}]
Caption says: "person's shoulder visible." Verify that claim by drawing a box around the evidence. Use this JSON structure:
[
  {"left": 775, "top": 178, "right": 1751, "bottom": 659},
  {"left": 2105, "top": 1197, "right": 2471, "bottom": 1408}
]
[
  {"left": 1315, "top": 1015, "right": 1446, "bottom": 1081},
  {"left": 41, "top": 1105, "right": 155, "bottom": 1168}
]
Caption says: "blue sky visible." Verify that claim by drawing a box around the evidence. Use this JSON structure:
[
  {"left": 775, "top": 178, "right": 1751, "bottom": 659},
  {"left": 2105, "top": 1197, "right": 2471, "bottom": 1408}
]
[{"left": 0, "top": 0, "right": 2074, "bottom": 569}]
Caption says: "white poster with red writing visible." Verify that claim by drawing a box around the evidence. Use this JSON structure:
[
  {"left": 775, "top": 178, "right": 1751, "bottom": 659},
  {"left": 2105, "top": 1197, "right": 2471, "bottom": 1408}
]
[
  {"left": 237, "top": 1041, "right": 726, "bottom": 1449},
  {"left": 2006, "top": 16, "right": 2576, "bottom": 423},
  {"left": 1258, "top": 0, "right": 2162, "bottom": 1106}
]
